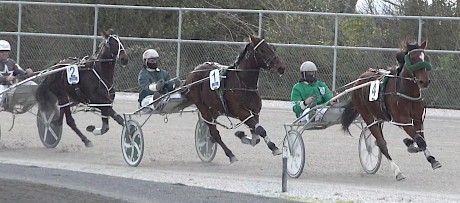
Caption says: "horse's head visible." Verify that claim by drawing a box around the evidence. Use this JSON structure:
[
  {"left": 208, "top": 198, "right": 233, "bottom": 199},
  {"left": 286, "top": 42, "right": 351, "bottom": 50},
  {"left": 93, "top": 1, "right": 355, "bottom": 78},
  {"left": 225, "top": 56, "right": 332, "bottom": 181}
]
[
  {"left": 248, "top": 35, "right": 286, "bottom": 75},
  {"left": 100, "top": 29, "right": 129, "bottom": 66},
  {"left": 402, "top": 40, "right": 432, "bottom": 88}
]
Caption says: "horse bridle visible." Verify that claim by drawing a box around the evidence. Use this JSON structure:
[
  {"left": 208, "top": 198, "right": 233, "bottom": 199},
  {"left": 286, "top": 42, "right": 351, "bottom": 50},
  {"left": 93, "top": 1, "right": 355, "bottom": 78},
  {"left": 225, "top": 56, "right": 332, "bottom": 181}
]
[
  {"left": 83, "top": 35, "right": 126, "bottom": 105},
  {"left": 252, "top": 39, "right": 278, "bottom": 70},
  {"left": 91, "top": 34, "right": 126, "bottom": 63},
  {"left": 403, "top": 48, "right": 431, "bottom": 83},
  {"left": 389, "top": 48, "right": 428, "bottom": 101}
]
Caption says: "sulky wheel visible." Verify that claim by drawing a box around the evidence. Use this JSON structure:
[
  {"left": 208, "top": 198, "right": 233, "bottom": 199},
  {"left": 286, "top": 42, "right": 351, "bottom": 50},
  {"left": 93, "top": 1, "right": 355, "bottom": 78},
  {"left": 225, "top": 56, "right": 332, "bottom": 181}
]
[
  {"left": 194, "top": 118, "right": 217, "bottom": 162},
  {"left": 358, "top": 127, "right": 382, "bottom": 174},
  {"left": 283, "top": 129, "right": 305, "bottom": 178},
  {"left": 37, "top": 108, "right": 62, "bottom": 148},
  {"left": 121, "top": 120, "right": 144, "bottom": 167}
]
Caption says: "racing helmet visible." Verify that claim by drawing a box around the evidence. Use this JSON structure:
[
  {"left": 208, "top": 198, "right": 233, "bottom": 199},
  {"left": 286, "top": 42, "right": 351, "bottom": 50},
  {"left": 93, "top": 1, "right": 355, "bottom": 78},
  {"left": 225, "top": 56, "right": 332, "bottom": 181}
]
[
  {"left": 142, "top": 49, "right": 159, "bottom": 61},
  {"left": 299, "top": 61, "right": 317, "bottom": 72},
  {"left": 0, "top": 40, "right": 11, "bottom": 51}
]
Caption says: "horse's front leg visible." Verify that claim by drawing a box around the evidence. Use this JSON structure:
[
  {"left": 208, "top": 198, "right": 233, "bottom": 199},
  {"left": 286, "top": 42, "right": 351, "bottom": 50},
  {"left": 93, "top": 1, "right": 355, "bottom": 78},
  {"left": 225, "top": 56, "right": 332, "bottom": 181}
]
[
  {"left": 405, "top": 112, "right": 442, "bottom": 170},
  {"left": 86, "top": 107, "right": 110, "bottom": 135},
  {"left": 241, "top": 113, "right": 281, "bottom": 156},
  {"left": 107, "top": 107, "right": 124, "bottom": 126}
]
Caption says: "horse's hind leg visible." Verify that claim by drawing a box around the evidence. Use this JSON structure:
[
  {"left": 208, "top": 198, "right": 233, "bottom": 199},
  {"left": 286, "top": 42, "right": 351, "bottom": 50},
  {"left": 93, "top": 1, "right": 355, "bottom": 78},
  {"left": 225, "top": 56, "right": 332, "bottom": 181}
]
[
  {"left": 208, "top": 123, "right": 238, "bottom": 163},
  {"left": 107, "top": 107, "right": 124, "bottom": 126},
  {"left": 62, "top": 106, "right": 93, "bottom": 147},
  {"left": 366, "top": 119, "right": 405, "bottom": 180}
]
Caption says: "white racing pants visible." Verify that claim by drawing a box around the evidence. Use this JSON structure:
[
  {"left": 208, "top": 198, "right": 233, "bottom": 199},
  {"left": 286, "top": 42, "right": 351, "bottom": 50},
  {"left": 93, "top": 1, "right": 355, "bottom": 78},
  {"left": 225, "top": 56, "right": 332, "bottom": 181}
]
[{"left": 300, "top": 107, "right": 328, "bottom": 123}]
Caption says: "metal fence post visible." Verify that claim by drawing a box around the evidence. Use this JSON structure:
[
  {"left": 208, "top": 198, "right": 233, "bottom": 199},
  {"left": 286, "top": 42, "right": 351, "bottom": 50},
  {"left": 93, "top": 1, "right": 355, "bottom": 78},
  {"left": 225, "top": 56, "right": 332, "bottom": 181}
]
[
  {"left": 176, "top": 8, "right": 183, "bottom": 78},
  {"left": 16, "top": 3, "right": 22, "bottom": 64},
  {"left": 93, "top": 4, "right": 99, "bottom": 53},
  {"left": 258, "top": 11, "right": 263, "bottom": 37},
  {"left": 332, "top": 14, "right": 339, "bottom": 91}
]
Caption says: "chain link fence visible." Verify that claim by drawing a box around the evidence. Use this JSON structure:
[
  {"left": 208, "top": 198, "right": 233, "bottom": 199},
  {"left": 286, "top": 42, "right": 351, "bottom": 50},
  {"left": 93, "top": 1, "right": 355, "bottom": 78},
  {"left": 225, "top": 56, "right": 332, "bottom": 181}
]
[{"left": 1, "top": 2, "right": 460, "bottom": 109}]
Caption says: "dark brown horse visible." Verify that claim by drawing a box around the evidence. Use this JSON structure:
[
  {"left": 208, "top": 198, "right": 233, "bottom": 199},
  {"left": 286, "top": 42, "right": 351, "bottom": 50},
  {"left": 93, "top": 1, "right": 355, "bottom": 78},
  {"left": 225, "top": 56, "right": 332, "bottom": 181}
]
[
  {"left": 341, "top": 40, "right": 441, "bottom": 180},
  {"left": 185, "top": 35, "right": 286, "bottom": 163},
  {"left": 35, "top": 29, "right": 129, "bottom": 147}
]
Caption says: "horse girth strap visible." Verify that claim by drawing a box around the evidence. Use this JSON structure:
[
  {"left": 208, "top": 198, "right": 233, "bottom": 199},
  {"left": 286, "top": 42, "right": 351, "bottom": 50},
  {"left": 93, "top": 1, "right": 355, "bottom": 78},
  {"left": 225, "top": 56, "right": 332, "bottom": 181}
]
[{"left": 212, "top": 69, "right": 258, "bottom": 114}]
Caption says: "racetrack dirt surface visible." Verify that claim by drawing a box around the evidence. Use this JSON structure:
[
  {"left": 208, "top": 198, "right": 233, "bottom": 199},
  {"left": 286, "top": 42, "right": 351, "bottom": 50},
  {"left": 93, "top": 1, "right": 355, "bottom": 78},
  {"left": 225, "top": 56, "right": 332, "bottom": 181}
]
[{"left": 0, "top": 96, "right": 459, "bottom": 202}]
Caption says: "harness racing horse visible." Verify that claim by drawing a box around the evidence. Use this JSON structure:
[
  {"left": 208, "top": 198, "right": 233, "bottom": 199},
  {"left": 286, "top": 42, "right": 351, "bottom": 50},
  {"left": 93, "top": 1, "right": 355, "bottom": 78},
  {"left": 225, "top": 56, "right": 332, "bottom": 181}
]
[
  {"left": 341, "top": 40, "right": 441, "bottom": 180},
  {"left": 35, "top": 29, "right": 129, "bottom": 147},
  {"left": 185, "top": 35, "right": 286, "bottom": 163}
]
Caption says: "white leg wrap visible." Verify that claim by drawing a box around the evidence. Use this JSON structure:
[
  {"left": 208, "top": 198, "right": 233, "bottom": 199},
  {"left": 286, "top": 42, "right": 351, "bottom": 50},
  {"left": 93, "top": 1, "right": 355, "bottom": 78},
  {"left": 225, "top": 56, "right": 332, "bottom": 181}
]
[
  {"left": 424, "top": 149, "right": 432, "bottom": 158},
  {"left": 389, "top": 160, "right": 401, "bottom": 177},
  {"left": 264, "top": 137, "right": 271, "bottom": 143},
  {"left": 93, "top": 128, "right": 102, "bottom": 135}
]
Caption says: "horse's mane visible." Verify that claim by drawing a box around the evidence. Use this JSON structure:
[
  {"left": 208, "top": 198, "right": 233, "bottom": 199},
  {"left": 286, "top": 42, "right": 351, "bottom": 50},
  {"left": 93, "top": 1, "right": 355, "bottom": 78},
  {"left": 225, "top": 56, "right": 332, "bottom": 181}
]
[{"left": 233, "top": 43, "right": 250, "bottom": 67}]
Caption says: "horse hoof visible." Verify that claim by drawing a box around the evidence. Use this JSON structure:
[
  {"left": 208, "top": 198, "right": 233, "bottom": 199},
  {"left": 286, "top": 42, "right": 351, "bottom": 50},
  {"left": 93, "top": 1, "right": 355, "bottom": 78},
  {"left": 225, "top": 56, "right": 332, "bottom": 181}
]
[
  {"left": 396, "top": 173, "right": 406, "bottom": 181},
  {"left": 431, "top": 161, "right": 442, "bottom": 170},
  {"left": 86, "top": 125, "right": 95, "bottom": 132},
  {"left": 251, "top": 138, "right": 260, "bottom": 146},
  {"left": 234, "top": 131, "right": 245, "bottom": 139},
  {"left": 229, "top": 156, "right": 238, "bottom": 163},
  {"left": 240, "top": 136, "right": 252, "bottom": 145},
  {"left": 272, "top": 149, "right": 282, "bottom": 156},
  {"left": 85, "top": 141, "right": 93, "bottom": 148},
  {"left": 403, "top": 138, "right": 414, "bottom": 147},
  {"left": 407, "top": 144, "right": 422, "bottom": 153},
  {"left": 414, "top": 134, "right": 427, "bottom": 150}
]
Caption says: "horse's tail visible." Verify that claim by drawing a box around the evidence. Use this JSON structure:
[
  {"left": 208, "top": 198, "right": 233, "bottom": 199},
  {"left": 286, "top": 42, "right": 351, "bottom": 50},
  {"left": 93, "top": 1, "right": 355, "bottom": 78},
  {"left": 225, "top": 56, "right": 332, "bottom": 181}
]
[
  {"left": 341, "top": 99, "right": 359, "bottom": 133},
  {"left": 35, "top": 81, "right": 58, "bottom": 113}
]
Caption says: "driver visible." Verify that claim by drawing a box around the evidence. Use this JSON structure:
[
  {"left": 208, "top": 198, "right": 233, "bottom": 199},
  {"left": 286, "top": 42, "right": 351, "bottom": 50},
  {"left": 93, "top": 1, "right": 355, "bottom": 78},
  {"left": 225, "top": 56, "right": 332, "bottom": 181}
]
[
  {"left": 0, "top": 39, "right": 36, "bottom": 109},
  {"left": 290, "top": 61, "right": 333, "bottom": 122},
  {"left": 138, "top": 49, "right": 180, "bottom": 110}
]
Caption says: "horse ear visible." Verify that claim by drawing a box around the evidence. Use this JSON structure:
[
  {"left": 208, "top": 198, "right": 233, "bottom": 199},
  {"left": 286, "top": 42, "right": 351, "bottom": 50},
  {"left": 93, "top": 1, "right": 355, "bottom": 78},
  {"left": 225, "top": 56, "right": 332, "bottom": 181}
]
[
  {"left": 249, "top": 35, "right": 256, "bottom": 43},
  {"left": 405, "top": 41, "right": 411, "bottom": 49},
  {"left": 420, "top": 40, "right": 428, "bottom": 49},
  {"left": 101, "top": 30, "right": 109, "bottom": 38}
]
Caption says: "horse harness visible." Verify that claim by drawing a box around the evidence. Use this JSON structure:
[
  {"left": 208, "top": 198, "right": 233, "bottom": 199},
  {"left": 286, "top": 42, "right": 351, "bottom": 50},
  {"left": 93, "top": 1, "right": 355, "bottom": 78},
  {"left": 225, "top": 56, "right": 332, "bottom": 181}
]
[
  {"left": 63, "top": 34, "right": 124, "bottom": 107},
  {"left": 364, "top": 68, "right": 424, "bottom": 127},
  {"left": 194, "top": 39, "right": 276, "bottom": 128}
]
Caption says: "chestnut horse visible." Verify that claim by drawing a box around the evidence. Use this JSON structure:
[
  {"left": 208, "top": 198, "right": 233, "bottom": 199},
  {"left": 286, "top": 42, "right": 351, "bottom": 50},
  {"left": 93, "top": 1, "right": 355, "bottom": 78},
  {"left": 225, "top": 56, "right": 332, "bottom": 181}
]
[
  {"left": 341, "top": 40, "right": 441, "bottom": 180},
  {"left": 35, "top": 29, "right": 129, "bottom": 147},
  {"left": 185, "top": 35, "right": 286, "bottom": 163}
]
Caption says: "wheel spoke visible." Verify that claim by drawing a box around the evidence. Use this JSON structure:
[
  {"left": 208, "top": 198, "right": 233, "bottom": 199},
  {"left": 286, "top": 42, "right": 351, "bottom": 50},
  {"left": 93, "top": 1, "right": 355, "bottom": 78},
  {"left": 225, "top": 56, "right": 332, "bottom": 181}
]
[
  {"left": 43, "top": 128, "right": 49, "bottom": 141},
  {"left": 130, "top": 146, "right": 135, "bottom": 161},
  {"left": 122, "top": 142, "right": 132, "bottom": 148},
  {"left": 197, "top": 141, "right": 206, "bottom": 147},
  {"left": 49, "top": 127, "right": 58, "bottom": 140},
  {"left": 133, "top": 142, "right": 141, "bottom": 153}
]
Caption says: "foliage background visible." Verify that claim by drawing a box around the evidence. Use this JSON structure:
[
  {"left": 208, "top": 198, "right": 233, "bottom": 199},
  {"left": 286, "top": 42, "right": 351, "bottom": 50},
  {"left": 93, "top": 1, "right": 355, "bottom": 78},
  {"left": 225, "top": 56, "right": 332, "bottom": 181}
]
[{"left": 1, "top": 0, "right": 460, "bottom": 109}]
